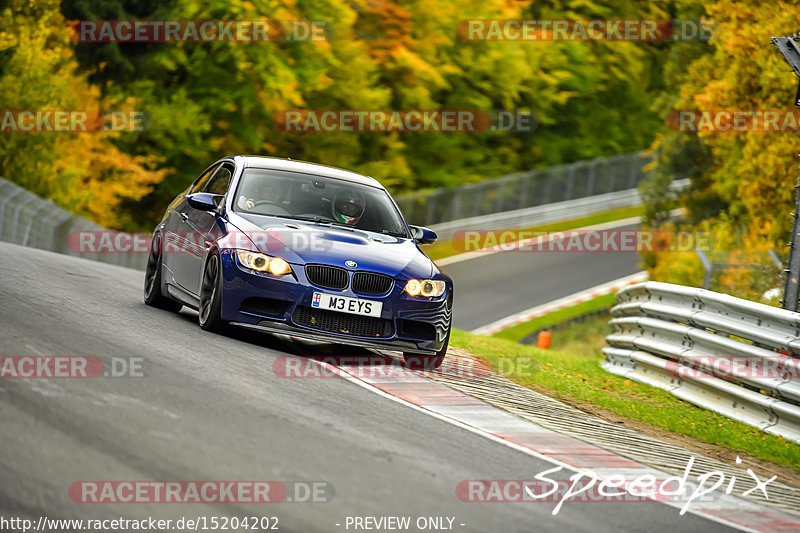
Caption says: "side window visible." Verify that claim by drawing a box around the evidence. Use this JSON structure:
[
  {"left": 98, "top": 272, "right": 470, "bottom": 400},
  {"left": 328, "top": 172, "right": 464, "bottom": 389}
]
[
  {"left": 189, "top": 164, "right": 220, "bottom": 194},
  {"left": 205, "top": 164, "right": 233, "bottom": 196}
]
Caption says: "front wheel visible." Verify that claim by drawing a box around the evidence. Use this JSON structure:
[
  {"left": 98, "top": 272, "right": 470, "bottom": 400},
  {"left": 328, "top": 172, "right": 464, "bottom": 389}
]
[
  {"left": 144, "top": 234, "right": 182, "bottom": 312},
  {"left": 199, "top": 251, "right": 227, "bottom": 332},
  {"left": 403, "top": 328, "right": 450, "bottom": 370}
]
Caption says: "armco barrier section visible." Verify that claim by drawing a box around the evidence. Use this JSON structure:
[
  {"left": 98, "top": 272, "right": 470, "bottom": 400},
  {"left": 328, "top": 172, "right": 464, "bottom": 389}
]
[
  {"left": 1, "top": 151, "right": 666, "bottom": 270},
  {"left": 429, "top": 178, "right": 688, "bottom": 241},
  {"left": 395, "top": 151, "right": 654, "bottom": 228},
  {"left": 603, "top": 281, "right": 800, "bottom": 444},
  {"left": 0, "top": 177, "right": 147, "bottom": 270}
]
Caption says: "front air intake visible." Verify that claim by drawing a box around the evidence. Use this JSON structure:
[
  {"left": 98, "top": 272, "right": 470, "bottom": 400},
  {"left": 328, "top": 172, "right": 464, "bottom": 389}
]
[
  {"left": 352, "top": 272, "right": 394, "bottom": 295},
  {"left": 305, "top": 264, "right": 349, "bottom": 290}
]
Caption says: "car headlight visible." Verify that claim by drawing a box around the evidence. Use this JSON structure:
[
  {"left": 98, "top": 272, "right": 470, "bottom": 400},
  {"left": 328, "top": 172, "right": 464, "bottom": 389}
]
[
  {"left": 236, "top": 251, "right": 292, "bottom": 275},
  {"left": 404, "top": 279, "right": 446, "bottom": 297}
]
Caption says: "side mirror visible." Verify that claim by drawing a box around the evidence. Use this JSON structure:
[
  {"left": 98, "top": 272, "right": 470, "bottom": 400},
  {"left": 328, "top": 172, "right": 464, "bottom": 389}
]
[
  {"left": 186, "top": 193, "right": 219, "bottom": 212},
  {"left": 409, "top": 225, "right": 437, "bottom": 245}
]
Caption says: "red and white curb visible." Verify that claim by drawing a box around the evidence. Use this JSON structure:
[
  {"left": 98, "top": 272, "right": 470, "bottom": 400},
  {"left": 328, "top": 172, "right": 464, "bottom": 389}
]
[
  {"left": 323, "top": 353, "right": 800, "bottom": 533},
  {"left": 471, "top": 271, "right": 648, "bottom": 335}
]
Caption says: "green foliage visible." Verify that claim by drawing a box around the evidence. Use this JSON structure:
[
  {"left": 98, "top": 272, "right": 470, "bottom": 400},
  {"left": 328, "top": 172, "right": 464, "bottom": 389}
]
[
  {"left": 3, "top": 0, "right": 678, "bottom": 229},
  {"left": 0, "top": 0, "right": 166, "bottom": 229},
  {"left": 644, "top": 0, "right": 800, "bottom": 298}
]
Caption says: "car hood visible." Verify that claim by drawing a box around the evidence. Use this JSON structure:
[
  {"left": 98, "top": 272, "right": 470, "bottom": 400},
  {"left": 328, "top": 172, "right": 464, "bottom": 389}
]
[{"left": 228, "top": 213, "right": 437, "bottom": 279}]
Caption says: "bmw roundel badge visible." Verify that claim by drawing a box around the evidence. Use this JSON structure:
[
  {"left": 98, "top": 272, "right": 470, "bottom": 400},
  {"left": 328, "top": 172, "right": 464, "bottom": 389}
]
[{"left": 345, "top": 260, "right": 357, "bottom": 268}]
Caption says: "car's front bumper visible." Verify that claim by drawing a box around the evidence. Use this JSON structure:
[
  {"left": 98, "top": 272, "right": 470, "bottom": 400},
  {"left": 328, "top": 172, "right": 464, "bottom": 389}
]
[
  {"left": 219, "top": 251, "right": 452, "bottom": 354},
  {"left": 230, "top": 320, "right": 436, "bottom": 354}
]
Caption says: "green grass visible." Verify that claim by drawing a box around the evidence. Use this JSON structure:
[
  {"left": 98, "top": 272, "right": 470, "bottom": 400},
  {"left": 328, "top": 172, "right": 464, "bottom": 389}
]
[
  {"left": 450, "top": 323, "right": 800, "bottom": 471},
  {"left": 492, "top": 292, "right": 617, "bottom": 343},
  {"left": 422, "top": 205, "right": 645, "bottom": 261}
]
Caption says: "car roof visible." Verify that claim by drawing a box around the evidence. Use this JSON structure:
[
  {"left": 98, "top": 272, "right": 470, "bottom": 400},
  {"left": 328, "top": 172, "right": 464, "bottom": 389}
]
[{"left": 230, "top": 156, "right": 384, "bottom": 189}]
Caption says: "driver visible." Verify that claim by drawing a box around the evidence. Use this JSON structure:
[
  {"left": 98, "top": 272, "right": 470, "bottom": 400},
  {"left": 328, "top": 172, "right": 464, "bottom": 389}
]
[
  {"left": 238, "top": 180, "right": 284, "bottom": 210},
  {"left": 332, "top": 190, "right": 366, "bottom": 225}
]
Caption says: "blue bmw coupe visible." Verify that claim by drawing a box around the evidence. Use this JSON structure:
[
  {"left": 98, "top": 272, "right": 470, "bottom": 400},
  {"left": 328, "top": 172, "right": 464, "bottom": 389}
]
[{"left": 144, "top": 156, "right": 453, "bottom": 368}]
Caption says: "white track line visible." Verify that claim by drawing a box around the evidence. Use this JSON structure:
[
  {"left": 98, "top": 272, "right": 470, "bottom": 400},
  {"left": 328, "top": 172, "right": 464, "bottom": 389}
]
[{"left": 326, "top": 360, "right": 773, "bottom": 532}]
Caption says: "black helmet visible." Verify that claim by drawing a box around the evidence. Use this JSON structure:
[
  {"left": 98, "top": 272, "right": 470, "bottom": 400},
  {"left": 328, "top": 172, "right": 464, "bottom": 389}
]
[{"left": 332, "top": 190, "right": 366, "bottom": 225}]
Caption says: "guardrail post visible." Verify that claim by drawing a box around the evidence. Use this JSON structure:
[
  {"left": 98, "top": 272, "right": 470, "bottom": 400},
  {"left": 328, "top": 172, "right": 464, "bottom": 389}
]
[
  {"left": 696, "top": 248, "right": 712, "bottom": 289},
  {"left": 471, "top": 184, "right": 483, "bottom": 217},
  {"left": 425, "top": 189, "right": 442, "bottom": 226},
  {"left": 494, "top": 181, "right": 505, "bottom": 213},
  {"left": 771, "top": 36, "right": 800, "bottom": 310},
  {"left": 783, "top": 170, "right": 800, "bottom": 311},
  {"left": 628, "top": 155, "right": 641, "bottom": 189},
  {"left": 768, "top": 249, "right": 783, "bottom": 269},
  {"left": 542, "top": 171, "right": 553, "bottom": 204},
  {"left": 450, "top": 190, "right": 463, "bottom": 221},
  {"left": 586, "top": 161, "right": 596, "bottom": 196},
  {"left": 0, "top": 187, "right": 24, "bottom": 241},
  {"left": 517, "top": 173, "right": 530, "bottom": 209},
  {"left": 565, "top": 164, "right": 576, "bottom": 200},
  {"left": 11, "top": 194, "right": 37, "bottom": 244}
]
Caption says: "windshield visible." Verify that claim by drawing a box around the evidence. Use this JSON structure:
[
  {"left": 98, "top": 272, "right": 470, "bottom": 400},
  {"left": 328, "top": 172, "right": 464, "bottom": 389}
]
[{"left": 233, "top": 168, "right": 409, "bottom": 237}]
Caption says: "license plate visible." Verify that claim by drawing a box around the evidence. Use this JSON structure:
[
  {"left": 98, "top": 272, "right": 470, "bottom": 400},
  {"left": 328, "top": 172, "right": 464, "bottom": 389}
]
[{"left": 311, "top": 292, "right": 382, "bottom": 317}]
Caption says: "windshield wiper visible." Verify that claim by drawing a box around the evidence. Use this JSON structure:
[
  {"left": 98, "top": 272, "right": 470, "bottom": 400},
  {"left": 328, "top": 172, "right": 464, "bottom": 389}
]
[
  {"left": 280, "top": 215, "right": 406, "bottom": 236},
  {"left": 282, "top": 215, "right": 335, "bottom": 224},
  {"left": 283, "top": 215, "right": 357, "bottom": 230},
  {"left": 379, "top": 229, "right": 408, "bottom": 238}
]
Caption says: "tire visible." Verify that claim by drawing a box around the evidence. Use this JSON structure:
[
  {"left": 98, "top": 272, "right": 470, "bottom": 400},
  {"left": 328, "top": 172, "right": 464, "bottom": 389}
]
[
  {"left": 199, "top": 251, "right": 227, "bottom": 332},
  {"left": 144, "top": 234, "right": 182, "bottom": 312},
  {"left": 403, "top": 327, "right": 450, "bottom": 370}
]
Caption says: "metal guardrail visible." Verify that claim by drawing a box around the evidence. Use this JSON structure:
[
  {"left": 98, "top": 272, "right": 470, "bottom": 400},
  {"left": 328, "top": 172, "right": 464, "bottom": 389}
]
[
  {"left": 1, "top": 151, "right": 661, "bottom": 269},
  {"left": 395, "top": 151, "right": 654, "bottom": 228},
  {"left": 0, "top": 177, "right": 146, "bottom": 270},
  {"left": 429, "top": 188, "right": 641, "bottom": 241},
  {"left": 428, "top": 179, "right": 689, "bottom": 241},
  {"left": 603, "top": 281, "right": 800, "bottom": 444},
  {"left": 3, "top": 152, "right": 665, "bottom": 265}
]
